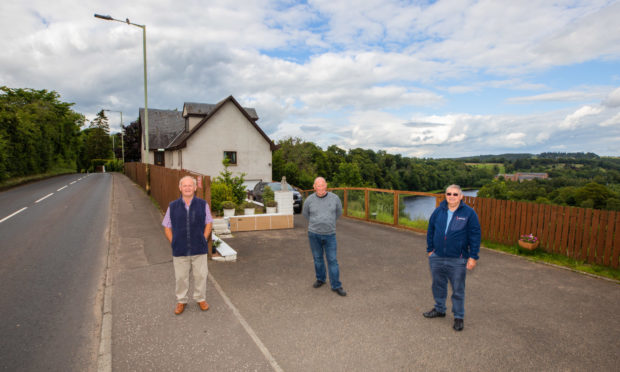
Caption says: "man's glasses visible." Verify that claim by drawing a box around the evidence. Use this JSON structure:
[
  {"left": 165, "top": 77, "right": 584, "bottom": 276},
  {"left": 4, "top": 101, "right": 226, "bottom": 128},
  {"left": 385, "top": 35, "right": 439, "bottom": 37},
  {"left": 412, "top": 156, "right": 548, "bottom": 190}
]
[{"left": 446, "top": 192, "right": 459, "bottom": 196}]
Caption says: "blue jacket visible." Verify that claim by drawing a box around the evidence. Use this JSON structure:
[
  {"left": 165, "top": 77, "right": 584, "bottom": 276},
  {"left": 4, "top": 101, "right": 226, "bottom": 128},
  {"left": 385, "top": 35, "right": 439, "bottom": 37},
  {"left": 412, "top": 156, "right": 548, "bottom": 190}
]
[
  {"left": 427, "top": 200, "right": 481, "bottom": 260},
  {"left": 169, "top": 197, "right": 208, "bottom": 257}
]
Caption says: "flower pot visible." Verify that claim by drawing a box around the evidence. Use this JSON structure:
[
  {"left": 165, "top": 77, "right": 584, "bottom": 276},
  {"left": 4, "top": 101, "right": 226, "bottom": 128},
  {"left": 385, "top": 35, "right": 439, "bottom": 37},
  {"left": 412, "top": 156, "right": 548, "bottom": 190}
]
[
  {"left": 266, "top": 207, "right": 277, "bottom": 214},
  {"left": 518, "top": 240, "right": 539, "bottom": 250},
  {"left": 244, "top": 208, "right": 255, "bottom": 215},
  {"left": 223, "top": 208, "right": 235, "bottom": 217}
]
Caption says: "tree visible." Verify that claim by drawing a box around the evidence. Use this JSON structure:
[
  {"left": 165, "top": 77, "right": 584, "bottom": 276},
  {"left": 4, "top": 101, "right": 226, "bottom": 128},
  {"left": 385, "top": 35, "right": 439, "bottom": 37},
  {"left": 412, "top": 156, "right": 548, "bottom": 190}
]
[
  {"left": 333, "top": 162, "right": 363, "bottom": 187},
  {"left": 0, "top": 86, "right": 83, "bottom": 179},
  {"left": 123, "top": 119, "right": 142, "bottom": 162},
  {"left": 84, "top": 110, "right": 112, "bottom": 162}
]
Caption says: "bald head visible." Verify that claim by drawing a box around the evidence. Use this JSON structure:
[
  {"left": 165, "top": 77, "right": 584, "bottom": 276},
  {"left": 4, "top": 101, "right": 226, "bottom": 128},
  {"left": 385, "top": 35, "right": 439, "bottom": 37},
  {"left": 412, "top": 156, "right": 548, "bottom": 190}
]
[{"left": 313, "top": 177, "right": 327, "bottom": 197}]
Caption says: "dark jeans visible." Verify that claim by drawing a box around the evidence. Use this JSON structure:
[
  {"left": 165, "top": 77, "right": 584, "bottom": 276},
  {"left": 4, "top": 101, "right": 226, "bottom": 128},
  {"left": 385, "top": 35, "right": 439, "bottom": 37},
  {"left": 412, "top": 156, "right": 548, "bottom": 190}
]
[
  {"left": 308, "top": 231, "right": 342, "bottom": 290},
  {"left": 429, "top": 254, "right": 467, "bottom": 319}
]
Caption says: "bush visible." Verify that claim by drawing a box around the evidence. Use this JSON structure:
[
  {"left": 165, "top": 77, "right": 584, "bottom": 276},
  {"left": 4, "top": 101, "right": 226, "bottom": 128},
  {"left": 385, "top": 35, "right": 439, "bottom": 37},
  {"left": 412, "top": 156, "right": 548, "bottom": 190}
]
[
  {"left": 105, "top": 159, "right": 123, "bottom": 172},
  {"left": 242, "top": 201, "right": 256, "bottom": 209},
  {"left": 265, "top": 200, "right": 277, "bottom": 207},
  {"left": 221, "top": 200, "right": 235, "bottom": 209},
  {"left": 262, "top": 185, "right": 275, "bottom": 202},
  {"left": 211, "top": 182, "right": 234, "bottom": 212},
  {"left": 214, "top": 159, "right": 246, "bottom": 205}
]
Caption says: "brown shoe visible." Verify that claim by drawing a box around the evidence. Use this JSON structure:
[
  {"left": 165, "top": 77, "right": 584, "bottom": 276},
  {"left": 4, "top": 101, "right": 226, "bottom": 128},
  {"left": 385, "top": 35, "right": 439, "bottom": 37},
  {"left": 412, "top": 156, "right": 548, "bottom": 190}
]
[
  {"left": 174, "top": 303, "right": 186, "bottom": 315},
  {"left": 198, "top": 301, "right": 209, "bottom": 311}
]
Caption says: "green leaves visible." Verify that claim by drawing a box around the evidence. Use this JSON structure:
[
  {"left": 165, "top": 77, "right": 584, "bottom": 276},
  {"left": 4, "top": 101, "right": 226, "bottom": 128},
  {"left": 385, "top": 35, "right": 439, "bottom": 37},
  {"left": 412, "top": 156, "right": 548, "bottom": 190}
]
[{"left": 0, "top": 86, "right": 83, "bottom": 180}]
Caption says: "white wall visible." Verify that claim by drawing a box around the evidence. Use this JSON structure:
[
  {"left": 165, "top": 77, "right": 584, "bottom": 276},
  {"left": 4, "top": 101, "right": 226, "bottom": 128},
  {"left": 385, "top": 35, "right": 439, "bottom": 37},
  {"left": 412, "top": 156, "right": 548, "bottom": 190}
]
[
  {"left": 181, "top": 101, "right": 272, "bottom": 180},
  {"left": 188, "top": 116, "right": 202, "bottom": 132}
]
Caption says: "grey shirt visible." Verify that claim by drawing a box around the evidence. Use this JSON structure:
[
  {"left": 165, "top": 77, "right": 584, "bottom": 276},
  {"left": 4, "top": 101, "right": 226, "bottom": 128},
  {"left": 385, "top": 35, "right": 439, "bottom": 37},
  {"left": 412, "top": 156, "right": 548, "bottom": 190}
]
[{"left": 302, "top": 192, "right": 343, "bottom": 235}]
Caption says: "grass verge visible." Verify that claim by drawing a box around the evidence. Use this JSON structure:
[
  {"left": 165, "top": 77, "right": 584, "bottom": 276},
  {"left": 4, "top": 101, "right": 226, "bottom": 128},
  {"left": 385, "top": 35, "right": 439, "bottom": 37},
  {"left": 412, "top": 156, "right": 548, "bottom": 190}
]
[
  {"left": 482, "top": 239, "right": 620, "bottom": 282},
  {"left": 0, "top": 167, "right": 77, "bottom": 191}
]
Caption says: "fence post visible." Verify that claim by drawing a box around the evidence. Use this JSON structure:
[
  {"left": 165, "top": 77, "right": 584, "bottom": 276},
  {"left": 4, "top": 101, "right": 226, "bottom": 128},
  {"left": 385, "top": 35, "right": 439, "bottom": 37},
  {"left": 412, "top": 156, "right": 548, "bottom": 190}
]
[
  {"left": 393, "top": 191, "right": 398, "bottom": 225},
  {"left": 364, "top": 189, "right": 369, "bottom": 220},
  {"left": 343, "top": 189, "right": 348, "bottom": 217}
]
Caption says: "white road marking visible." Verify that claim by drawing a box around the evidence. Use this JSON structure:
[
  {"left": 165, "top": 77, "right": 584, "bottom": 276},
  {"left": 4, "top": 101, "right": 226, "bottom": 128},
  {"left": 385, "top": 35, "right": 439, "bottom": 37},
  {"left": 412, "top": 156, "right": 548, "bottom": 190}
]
[
  {"left": 0, "top": 207, "right": 28, "bottom": 223},
  {"left": 70, "top": 181, "right": 77, "bottom": 185},
  {"left": 35, "top": 193, "right": 54, "bottom": 203},
  {"left": 57, "top": 185, "right": 68, "bottom": 191},
  {"left": 209, "top": 273, "right": 283, "bottom": 372}
]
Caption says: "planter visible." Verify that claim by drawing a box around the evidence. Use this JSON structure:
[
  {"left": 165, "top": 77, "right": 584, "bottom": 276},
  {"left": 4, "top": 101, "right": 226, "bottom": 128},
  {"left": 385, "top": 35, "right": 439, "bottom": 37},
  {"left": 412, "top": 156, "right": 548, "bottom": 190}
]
[
  {"left": 223, "top": 208, "right": 235, "bottom": 217},
  {"left": 266, "top": 207, "right": 277, "bottom": 214},
  {"left": 244, "top": 208, "right": 255, "bottom": 215},
  {"left": 518, "top": 240, "right": 539, "bottom": 250}
]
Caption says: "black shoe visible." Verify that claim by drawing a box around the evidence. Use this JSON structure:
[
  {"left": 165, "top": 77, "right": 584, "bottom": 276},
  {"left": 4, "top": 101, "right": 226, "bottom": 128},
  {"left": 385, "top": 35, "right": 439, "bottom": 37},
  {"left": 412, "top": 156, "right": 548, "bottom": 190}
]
[
  {"left": 453, "top": 318, "right": 464, "bottom": 331},
  {"left": 332, "top": 287, "right": 347, "bottom": 296},
  {"left": 423, "top": 309, "right": 446, "bottom": 318},
  {"left": 313, "top": 280, "right": 325, "bottom": 288}
]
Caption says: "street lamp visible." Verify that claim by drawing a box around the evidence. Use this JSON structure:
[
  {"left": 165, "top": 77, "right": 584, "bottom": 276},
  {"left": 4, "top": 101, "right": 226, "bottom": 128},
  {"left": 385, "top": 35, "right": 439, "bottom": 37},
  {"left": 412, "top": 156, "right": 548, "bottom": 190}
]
[
  {"left": 103, "top": 109, "right": 124, "bottom": 162},
  {"left": 95, "top": 13, "right": 150, "bottom": 192}
]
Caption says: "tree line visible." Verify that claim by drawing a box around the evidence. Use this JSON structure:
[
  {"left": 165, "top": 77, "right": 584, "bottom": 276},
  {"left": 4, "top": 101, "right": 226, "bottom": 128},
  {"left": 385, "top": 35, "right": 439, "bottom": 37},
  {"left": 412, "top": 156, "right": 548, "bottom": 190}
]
[
  {"left": 272, "top": 137, "right": 497, "bottom": 191},
  {"left": 0, "top": 87, "right": 84, "bottom": 181}
]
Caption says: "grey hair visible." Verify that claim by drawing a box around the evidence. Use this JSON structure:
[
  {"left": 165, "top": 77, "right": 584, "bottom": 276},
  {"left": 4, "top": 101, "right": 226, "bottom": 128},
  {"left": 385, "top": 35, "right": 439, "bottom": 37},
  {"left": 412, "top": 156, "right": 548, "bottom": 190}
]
[
  {"left": 179, "top": 175, "right": 197, "bottom": 187},
  {"left": 445, "top": 184, "right": 462, "bottom": 193}
]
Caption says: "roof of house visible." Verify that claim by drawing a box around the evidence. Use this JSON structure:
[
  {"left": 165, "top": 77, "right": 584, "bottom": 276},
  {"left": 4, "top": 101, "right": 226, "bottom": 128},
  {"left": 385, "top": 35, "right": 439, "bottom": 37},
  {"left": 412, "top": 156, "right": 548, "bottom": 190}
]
[
  {"left": 183, "top": 102, "right": 259, "bottom": 120},
  {"left": 140, "top": 96, "right": 274, "bottom": 151},
  {"left": 139, "top": 108, "right": 184, "bottom": 149}
]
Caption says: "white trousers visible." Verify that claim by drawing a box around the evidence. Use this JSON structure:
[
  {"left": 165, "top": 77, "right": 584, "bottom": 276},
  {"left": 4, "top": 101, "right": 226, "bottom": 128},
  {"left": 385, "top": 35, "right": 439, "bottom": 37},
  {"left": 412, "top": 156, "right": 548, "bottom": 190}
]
[{"left": 172, "top": 254, "right": 208, "bottom": 303}]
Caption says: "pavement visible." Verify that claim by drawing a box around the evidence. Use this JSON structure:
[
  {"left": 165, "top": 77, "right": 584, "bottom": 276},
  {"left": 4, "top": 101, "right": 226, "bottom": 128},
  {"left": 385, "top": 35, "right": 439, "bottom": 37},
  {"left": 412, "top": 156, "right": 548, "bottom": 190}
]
[{"left": 105, "top": 173, "right": 620, "bottom": 372}]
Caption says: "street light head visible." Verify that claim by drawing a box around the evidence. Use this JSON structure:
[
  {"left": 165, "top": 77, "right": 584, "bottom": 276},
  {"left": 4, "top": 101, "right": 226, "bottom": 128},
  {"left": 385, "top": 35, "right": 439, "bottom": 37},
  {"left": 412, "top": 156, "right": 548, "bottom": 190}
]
[{"left": 94, "top": 14, "right": 113, "bottom": 21}]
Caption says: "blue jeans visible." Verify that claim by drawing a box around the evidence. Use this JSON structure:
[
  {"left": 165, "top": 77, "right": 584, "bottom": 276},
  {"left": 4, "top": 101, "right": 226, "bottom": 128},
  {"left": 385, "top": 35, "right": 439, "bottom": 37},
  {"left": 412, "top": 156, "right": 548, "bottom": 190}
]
[
  {"left": 308, "top": 232, "right": 342, "bottom": 290},
  {"left": 429, "top": 255, "right": 467, "bottom": 319}
]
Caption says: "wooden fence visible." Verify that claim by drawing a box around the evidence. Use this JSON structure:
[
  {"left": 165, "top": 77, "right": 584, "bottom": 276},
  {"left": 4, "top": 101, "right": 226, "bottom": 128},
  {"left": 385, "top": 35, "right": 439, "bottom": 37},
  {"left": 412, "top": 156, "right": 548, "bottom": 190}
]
[
  {"left": 124, "top": 162, "right": 211, "bottom": 212},
  {"left": 302, "top": 187, "right": 619, "bottom": 269}
]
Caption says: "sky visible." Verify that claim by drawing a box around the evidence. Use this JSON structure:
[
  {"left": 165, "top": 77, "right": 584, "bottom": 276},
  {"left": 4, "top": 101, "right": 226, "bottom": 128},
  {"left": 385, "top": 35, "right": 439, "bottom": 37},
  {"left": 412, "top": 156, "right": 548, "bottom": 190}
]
[{"left": 2, "top": 0, "right": 620, "bottom": 159}]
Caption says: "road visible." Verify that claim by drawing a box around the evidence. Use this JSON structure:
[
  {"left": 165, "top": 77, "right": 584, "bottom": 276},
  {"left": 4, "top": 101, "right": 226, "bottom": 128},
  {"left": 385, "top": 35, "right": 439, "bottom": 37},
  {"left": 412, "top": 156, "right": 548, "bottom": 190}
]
[{"left": 0, "top": 173, "right": 111, "bottom": 371}]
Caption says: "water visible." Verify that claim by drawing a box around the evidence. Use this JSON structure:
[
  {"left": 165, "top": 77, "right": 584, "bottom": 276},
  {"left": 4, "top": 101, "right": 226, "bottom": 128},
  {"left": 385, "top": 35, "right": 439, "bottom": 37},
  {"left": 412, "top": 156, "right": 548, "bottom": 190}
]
[{"left": 402, "top": 190, "right": 478, "bottom": 220}]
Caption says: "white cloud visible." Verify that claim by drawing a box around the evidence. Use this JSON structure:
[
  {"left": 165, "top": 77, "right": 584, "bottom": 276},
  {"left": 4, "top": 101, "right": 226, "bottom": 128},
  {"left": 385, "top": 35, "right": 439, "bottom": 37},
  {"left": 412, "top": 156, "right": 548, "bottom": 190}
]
[
  {"left": 600, "top": 112, "right": 620, "bottom": 127},
  {"left": 508, "top": 90, "right": 606, "bottom": 104},
  {"left": 1, "top": 0, "right": 620, "bottom": 157},
  {"left": 603, "top": 87, "right": 620, "bottom": 107},
  {"left": 561, "top": 105, "right": 604, "bottom": 129}
]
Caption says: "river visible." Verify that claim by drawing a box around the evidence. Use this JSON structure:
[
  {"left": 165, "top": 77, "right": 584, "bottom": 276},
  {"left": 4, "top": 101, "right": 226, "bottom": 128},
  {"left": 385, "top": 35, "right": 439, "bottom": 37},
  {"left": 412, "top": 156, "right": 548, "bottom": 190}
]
[{"left": 402, "top": 190, "right": 478, "bottom": 220}]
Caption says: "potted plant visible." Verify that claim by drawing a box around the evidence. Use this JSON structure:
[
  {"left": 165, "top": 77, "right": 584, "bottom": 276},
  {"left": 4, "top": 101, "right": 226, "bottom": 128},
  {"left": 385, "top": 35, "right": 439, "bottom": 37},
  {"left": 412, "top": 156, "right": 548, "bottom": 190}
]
[
  {"left": 242, "top": 201, "right": 256, "bottom": 215},
  {"left": 265, "top": 200, "right": 278, "bottom": 214},
  {"left": 518, "top": 233, "right": 539, "bottom": 250},
  {"left": 221, "top": 201, "right": 236, "bottom": 217}
]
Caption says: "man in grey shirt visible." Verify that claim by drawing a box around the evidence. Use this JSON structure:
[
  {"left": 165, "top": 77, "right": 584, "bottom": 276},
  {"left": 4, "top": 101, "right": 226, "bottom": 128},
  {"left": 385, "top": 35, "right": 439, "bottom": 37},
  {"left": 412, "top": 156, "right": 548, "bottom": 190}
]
[{"left": 302, "top": 177, "right": 346, "bottom": 296}]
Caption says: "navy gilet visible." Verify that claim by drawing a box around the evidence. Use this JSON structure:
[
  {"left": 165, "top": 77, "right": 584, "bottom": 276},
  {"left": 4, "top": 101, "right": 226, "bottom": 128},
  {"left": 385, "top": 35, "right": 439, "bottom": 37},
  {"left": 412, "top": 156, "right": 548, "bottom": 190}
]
[{"left": 169, "top": 197, "right": 208, "bottom": 257}]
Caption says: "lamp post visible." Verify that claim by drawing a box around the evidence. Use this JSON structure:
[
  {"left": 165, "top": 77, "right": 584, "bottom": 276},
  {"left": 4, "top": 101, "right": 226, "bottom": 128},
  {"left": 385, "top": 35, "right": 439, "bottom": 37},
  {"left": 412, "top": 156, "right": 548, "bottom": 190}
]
[
  {"left": 103, "top": 109, "right": 124, "bottom": 162},
  {"left": 95, "top": 13, "right": 149, "bottom": 192}
]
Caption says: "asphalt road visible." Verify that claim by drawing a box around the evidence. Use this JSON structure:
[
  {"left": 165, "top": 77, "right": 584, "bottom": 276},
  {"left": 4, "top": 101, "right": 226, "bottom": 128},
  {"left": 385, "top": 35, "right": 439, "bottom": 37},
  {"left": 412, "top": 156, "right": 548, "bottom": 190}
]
[{"left": 0, "top": 173, "right": 111, "bottom": 371}]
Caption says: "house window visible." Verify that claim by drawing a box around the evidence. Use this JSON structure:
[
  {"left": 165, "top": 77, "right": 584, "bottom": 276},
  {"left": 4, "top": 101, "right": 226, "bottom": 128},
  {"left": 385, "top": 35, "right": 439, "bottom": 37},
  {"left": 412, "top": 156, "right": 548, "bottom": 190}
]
[{"left": 224, "top": 151, "right": 237, "bottom": 165}]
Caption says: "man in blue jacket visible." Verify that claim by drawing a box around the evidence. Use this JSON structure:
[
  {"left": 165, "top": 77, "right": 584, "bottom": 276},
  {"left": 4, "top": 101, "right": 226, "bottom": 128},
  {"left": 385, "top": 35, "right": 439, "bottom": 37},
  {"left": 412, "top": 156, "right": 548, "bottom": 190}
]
[
  {"left": 162, "top": 176, "right": 213, "bottom": 315},
  {"left": 424, "top": 184, "right": 480, "bottom": 331}
]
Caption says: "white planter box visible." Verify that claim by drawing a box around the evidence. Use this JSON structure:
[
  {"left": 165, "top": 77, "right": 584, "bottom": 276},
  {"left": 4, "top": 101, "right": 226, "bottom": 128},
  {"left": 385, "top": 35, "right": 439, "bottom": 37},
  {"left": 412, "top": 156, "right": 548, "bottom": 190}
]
[
  {"left": 223, "top": 209, "right": 235, "bottom": 217},
  {"left": 244, "top": 208, "right": 255, "bottom": 215},
  {"left": 266, "top": 206, "right": 277, "bottom": 214}
]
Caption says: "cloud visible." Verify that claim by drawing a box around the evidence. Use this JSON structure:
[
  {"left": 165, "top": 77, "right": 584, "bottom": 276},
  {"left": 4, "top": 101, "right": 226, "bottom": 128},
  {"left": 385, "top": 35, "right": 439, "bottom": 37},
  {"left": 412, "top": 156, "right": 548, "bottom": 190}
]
[
  {"left": 508, "top": 90, "right": 606, "bottom": 104},
  {"left": 1, "top": 0, "right": 620, "bottom": 157},
  {"left": 600, "top": 112, "right": 620, "bottom": 127},
  {"left": 603, "top": 87, "right": 620, "bottom": 107},
  {"left": 561, "top": 105, "right": 604, "bottom": 129}
]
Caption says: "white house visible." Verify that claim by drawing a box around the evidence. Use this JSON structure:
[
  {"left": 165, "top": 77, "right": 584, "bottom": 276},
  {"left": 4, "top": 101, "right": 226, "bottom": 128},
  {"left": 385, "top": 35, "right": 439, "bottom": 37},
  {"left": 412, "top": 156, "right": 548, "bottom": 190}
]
[{"left": 140, "top": 96, "right": 275, "bottom": 182}]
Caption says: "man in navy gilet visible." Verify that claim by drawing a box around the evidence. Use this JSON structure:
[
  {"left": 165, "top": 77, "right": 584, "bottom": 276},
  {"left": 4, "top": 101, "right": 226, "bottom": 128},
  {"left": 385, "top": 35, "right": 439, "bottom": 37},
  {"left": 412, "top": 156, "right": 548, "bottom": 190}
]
[
  {"left": 162, "top": 176, "right": 213, "bottom": 315},
  {"left": 424, "top": 184, "right": 480, "bottom": 331}
]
